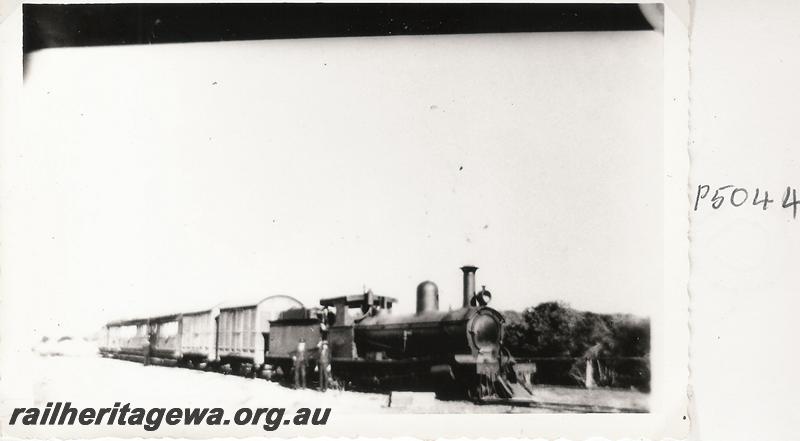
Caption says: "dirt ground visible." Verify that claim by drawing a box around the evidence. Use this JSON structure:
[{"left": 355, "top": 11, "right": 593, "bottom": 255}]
[{"left": 23, "top": 354, "right": 648, "bottom": 414}]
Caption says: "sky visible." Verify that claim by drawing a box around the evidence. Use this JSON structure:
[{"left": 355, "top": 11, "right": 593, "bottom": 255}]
[{"left": 10, "top": 30, "right": 663, "bottom": 338}]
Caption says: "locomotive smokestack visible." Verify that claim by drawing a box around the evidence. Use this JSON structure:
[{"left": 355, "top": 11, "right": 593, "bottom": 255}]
[{"left": 460, "top": 266, "right": 478, "bottom": 307}]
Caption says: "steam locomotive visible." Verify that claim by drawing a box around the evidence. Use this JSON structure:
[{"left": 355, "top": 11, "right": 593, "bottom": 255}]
[{"left": 99, "top": 266, "right": 536, "bottom": 403}]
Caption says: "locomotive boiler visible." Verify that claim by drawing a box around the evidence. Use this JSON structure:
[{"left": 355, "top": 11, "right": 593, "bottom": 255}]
[{"left": 352, "top": 267, "right": 503, "bottom": 359}]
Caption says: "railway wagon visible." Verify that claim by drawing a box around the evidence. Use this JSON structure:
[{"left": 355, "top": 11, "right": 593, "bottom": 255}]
[
  {"left": 215, "top": 295, "right": 304, "bottom": 371},
  {"left": 100, "top": 318, "right": 149, "bottom": 362},
  {"left": 148, "top": 313, "right": 182, "bottom": 363},
  {"left": 179, "top": 307, "right": 220, "bottom": 365}
]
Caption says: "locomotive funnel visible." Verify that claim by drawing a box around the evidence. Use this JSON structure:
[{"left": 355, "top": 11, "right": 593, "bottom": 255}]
[
  {"left": 416, "top": 281, "right": 439, "bottom": 313},
  {"left": 460, "top": 266, "right": 478, "bottom": 307}
]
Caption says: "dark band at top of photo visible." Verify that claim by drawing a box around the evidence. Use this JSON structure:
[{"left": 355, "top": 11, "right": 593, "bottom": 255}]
[{"left": 23, "top": 3, "right": 658, "bottom": 54}]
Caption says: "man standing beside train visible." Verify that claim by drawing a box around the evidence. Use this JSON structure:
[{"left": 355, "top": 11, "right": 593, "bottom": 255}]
[
  {"left": 293, "top": 338, "right": 307, "bottom": 389},
  {"left": 317, "top": 340, "right": 331, "bottom": 392}
]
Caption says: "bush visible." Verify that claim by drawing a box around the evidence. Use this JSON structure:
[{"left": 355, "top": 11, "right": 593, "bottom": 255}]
[{"left": 503, "top": 302, "right": 650, "bottom": 391}]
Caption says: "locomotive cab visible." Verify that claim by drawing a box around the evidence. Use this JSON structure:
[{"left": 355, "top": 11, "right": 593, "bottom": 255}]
[{"left": 319, "top": 291, "right": 398, "bottom": 360}]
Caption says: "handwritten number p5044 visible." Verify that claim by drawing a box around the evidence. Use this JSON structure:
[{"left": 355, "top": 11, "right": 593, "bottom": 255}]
[{"left": 695, "top": 185, "right": 795, "bottom": 219}]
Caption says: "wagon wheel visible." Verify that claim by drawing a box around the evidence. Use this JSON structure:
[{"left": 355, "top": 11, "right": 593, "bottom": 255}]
[
  {"left": 328, "top": 374, "right": 347, "bottom": 391},
  {"left": 331, "top": 379, "right": 346, "bottom": 392}
]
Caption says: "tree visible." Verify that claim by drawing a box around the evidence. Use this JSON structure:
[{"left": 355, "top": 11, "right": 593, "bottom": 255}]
[{"left": 502, "top": 302, "right": 651, "bottom": 390}]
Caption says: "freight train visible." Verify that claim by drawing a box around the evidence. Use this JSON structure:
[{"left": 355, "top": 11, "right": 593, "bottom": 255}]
[{"left": 99, "top": 266, "right": 536, "bottom": 403}]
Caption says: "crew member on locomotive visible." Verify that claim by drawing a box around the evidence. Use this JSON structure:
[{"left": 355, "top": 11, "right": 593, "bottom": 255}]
[
  {"left": 318, "top": 306, "right": 335, "bottom": 339},
  {"left": 293, "top": 338, "right": 308, "bottom": 389}
]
